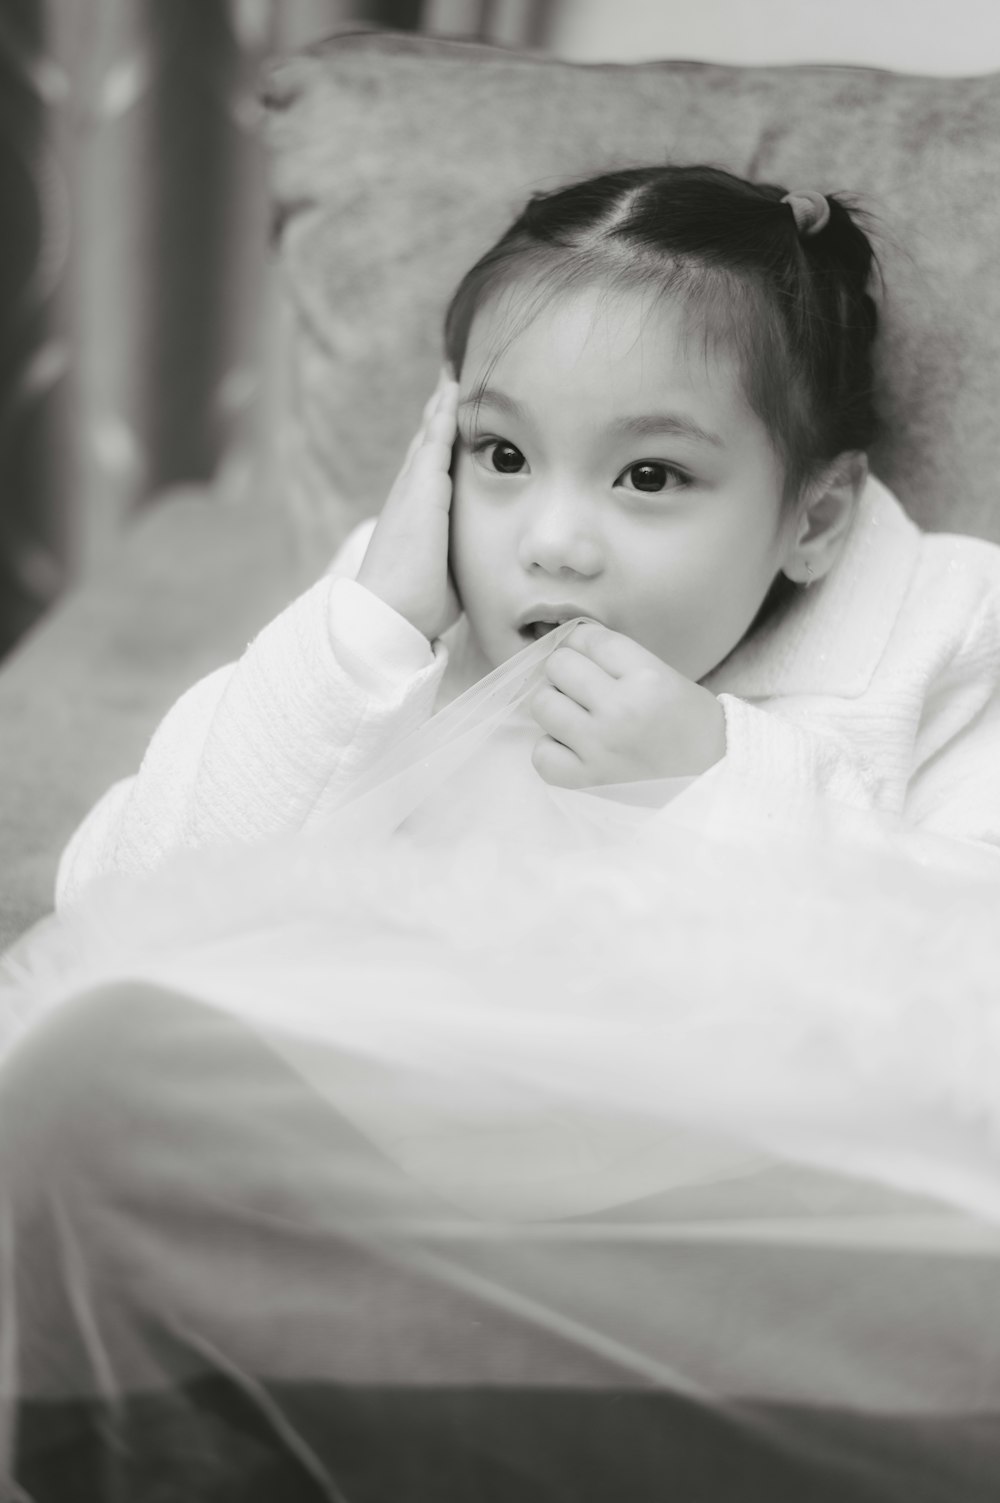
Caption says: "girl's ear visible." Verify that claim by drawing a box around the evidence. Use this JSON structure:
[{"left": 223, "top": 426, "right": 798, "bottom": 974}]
[{"left": 782, "top": 451, "right": 867, "bottom": 585}]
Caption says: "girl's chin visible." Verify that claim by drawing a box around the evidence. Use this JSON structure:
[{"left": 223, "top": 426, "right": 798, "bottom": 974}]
[
  {"left": 455, "top": 617, "right": 510, "bottom": 674},
  {"left": 458, "top": 617, "right": 517, "bottom": 668}
]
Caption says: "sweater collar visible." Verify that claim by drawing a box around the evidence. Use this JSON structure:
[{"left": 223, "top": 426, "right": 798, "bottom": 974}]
[{"left": 705, "top": 475, "right": 922, "bottom": 700}]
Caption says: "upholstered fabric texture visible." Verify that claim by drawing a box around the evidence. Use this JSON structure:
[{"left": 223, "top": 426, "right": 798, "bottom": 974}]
[
  {"left": 262, "top": 31, "right": 1000, "bottom": 556},
  {"left": 0, "top": 493, "right": 302, "bottom": 950}
]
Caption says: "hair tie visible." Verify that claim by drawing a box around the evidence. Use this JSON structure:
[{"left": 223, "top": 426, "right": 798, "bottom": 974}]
[{"left": 781, "top": 189, "right": 831, "bottom": 238}]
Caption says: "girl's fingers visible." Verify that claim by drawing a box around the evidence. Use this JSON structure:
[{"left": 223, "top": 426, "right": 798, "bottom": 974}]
[
  {"left": 565, "top": 621, "right": 646, "bottom": 679},
  {"left": 531, "top": 734, "right": 587, "bottom": 789},
  {"left": 401, "top": 428, "right": 425, "bottom": 469},
  {"left": 412, "top": 383, "right": 458, "bottom": 468},
  {"left": 393, "top": 378, "right": 460, "bottom": 492},
  {"left": 544, "top": 645, "right": 609, "bottom": 712},
  {"left": 408, "top": 440, "right": 453, "bottom": 488},
  {"left": 405, "top": 380, "right": 458, "bottom": 466},
  {"left": 422, "top": 370, "right": 448, "bottom": 418},
  {"left": 530, "top": 683, "right": 590, "bottom": 748},
  {"left": 427, "top": 390, "right": 459, "bottom": 446},
  {"left": 404, "top": 376, "right": 448, "bottom": 459}
]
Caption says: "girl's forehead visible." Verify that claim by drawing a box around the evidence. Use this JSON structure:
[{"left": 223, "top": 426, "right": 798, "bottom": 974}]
[{"left": 461, "top": 282, "right": 747, "bottom": 419}]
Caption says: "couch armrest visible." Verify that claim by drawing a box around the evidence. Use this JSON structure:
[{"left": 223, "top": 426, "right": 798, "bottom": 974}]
[{"left": 0, "top": 488, "right": 305, "bottom": 951}]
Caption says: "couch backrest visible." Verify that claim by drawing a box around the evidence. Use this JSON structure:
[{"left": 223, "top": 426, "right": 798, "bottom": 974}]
[{"left": 263, "top": 31, "right": 1000, "bottom": 556}]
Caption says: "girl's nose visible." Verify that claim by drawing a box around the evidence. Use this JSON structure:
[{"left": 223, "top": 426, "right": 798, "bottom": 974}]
[{"left": 517, "top": 489, "right": 603, "bottom": 578}]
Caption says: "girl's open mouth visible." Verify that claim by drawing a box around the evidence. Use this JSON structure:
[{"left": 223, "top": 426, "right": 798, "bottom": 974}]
[
  {"left": 516, "top": 608, "right": 592, "bottom": 643},
  {"left": 519, "top": 621, "right": 561, "bottom": 642}
]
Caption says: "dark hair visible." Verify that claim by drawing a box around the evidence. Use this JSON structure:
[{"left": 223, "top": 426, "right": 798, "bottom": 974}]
[{"left": 444, "top": 164, "right": 880, "bottom": 505}]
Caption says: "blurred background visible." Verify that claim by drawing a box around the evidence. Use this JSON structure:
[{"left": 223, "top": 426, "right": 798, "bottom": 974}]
[{"left": 2, "top": 0, "right": 998, "bottom": 659}]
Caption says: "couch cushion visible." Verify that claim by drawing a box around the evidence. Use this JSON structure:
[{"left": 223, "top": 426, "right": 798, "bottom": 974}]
[
  {"left": 0, "top": 490, "right": 304, "bottom": 949},
  {"left": 262, "top": 30, "right": 1000, "bottom": 555}
]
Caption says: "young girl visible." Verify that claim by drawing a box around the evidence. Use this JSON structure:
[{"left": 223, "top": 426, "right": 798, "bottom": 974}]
[
  {"left": 52, "top": 165, "right": 1000, "bottom": 903},
  {"left": 6, "top": 165, "right": 1000, "bottom": 1501}
]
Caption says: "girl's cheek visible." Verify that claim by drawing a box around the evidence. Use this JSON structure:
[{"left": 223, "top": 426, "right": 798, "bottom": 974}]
[
  {"left": 451, "top": 467, "right": 501, "bottom": 547},
  {"left": 447, "top": 468, "right": 482, "bottom": 585},
  {"left": 449, "top": 451, "right": 478, "bottom": 520}
]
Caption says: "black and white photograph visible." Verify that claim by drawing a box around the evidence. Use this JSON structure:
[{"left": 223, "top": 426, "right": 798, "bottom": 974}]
[{"left": 2, "top": 2, "right": 1000, "bottom": 1498}]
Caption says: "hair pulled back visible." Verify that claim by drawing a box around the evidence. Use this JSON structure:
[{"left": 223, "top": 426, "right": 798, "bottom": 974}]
[{"left": 444, "top": 164, "right": 880, "bottom": 504}]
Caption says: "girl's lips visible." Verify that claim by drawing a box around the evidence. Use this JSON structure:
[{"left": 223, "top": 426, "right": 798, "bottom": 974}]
[
  {"left": 516, "top": 609, "right": 594, "bottom": 643},
  {"left": 515, "top": 606, "right": 593, "bottom": 633}
]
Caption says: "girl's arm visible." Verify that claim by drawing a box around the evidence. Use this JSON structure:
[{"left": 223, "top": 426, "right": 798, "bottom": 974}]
[
  {"left": 57, "top": 378, "right": 462, "bottom": 908},
  {"left": 713, "top": 695, "right": 880, "bottom": 811},
  {"left": 715, "top": 584, "right": 1000, "bottom": 851},
  {"left": 55, "top": 548, "right": 446, "bottom": 907}
]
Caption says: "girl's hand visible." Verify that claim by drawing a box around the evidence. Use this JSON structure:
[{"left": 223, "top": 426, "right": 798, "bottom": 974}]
[
  {"left": 357, "top": 370, "right": 461, "bottom": 642},
  {"left": 530, "top": 623, "right": 726, "bottom": 788}
]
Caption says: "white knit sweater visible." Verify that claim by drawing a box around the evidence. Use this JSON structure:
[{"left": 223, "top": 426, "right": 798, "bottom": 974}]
[{"left": 56, "top": 477, "right": 1000, "bottom": 907}]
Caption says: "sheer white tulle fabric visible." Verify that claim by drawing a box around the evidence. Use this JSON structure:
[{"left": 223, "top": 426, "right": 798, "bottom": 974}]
[{"left": 4, "top": 621, "right": 1000, "bottom": 1491}]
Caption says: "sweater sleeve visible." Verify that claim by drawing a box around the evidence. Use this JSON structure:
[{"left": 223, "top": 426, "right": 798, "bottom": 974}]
[
  {"left": 901, "top": 595, "right": 1000, "bottom": 849},
  {"left": 904, "top": 694, "right": 1000, "bottom": 848},
  {"left": 715, "top": 585, "right": 1000, "bottom": 851},
  {"left": 714, "top": 694, "right": 880, "bottom": 809},
  {"left": 56, "top": 540, "right": 446, "bottom": 908}
]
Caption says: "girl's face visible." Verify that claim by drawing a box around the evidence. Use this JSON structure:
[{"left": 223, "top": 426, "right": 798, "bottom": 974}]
[{"left": 450, "top": 285, "right": 800, "bottom": 681}]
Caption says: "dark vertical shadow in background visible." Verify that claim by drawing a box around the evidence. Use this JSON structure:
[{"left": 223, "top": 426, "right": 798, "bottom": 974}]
[
  {"left": 141, "top": 0, "right": 260, "bottom": 497},
  {"left": 140, "top": 0, "right": 432, "bottom": 503},
  {"left": 0, "top": 0, "right": 70, "bottom": 657}
]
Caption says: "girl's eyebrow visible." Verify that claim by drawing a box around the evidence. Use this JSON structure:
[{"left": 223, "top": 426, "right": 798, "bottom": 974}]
[
  {"left": 458, "top": 388, "right": 526, "bottom": 420},
  {"left": 610, "top": 414, "right": 725, "bottom": 448},
  {"left": 458, "top": 391, "right": 723, "bottom": 449}
]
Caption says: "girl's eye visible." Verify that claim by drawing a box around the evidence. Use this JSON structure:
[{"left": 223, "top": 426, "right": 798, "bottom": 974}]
[
  {"left": 467, "top": 436, "right": 527, "bottom": 474},
  {"left": 487, "top": 441, "right": 526, "bottom": 475},
  {"left": 617, "top": 461, "right": 687, "bottom": 494}
]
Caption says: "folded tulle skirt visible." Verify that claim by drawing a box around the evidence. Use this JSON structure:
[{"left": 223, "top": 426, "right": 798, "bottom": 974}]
[
  {"left": 4, "top": 624, "right": 1000, "bottom": 1497},
  {"left": 4, "top": 622, "right": 1000, "bottom": 1225}
]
